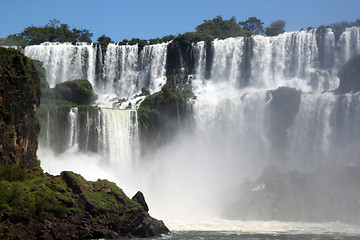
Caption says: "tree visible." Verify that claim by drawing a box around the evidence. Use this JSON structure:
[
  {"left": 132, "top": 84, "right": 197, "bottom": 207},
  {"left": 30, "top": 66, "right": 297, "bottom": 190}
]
[
  {"left": 195, "top": 16, "right": 247, "bottom": 39},
  {"left": 97, "top": 35, "right": 112, "bottom": 46},
  {"left": 266, "top": 20, "right": 286, "bottom": 36},
  {"left": 0, "top": 19, "right": 93, "bottom": 46},
  {"left": 239, "top": 17, "right": 264, "bottom": 35}
]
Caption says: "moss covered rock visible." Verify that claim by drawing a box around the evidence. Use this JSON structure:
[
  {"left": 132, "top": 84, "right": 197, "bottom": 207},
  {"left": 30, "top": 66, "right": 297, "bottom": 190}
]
[
  {"left": 54, "top": 79, "right": 97, "bottom": 105},
  {"left": 0, "top": 166, "right": 169, "bottom": 239},
  {"left": 138, "top": 74, "right": 195, "bottom": 149},
  {"left": 0, "top": 47, "right": 41, "bottom": 169}
]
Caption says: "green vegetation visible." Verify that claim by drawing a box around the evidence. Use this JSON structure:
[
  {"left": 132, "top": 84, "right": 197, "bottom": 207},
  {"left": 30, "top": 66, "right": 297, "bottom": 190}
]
[
  {"left": 53, "top": 79, "right": 97, "bottom": 105},
  {"left": 265, "top": 20, "right": 286, "bottom": 36},
  {"left": 0, "top": 165, "right": 142, "bottom": 226},
  {"left": 194, "top": 16, "right": 248, "bottom": 40},
  {"left": 239, "top": 17, "right": 265, "bottom": 35},
  {"left": 0, "top": 165, "right": 76, "bottom": 223},
  {"left": 138, "top": 74, "right": 195, "bottom": 147},
  {"left": 97, "top": 34, "right": 113, "bottom": 48},
  {"left": 0, "top": 47, "right": 41, "bottom": 168},
  {"left": 0, "top": 19, "right": 93, "bottom": 46}
]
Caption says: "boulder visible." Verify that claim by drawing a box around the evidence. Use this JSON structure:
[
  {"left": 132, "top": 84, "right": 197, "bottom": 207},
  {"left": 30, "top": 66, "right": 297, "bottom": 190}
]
[{"left": 132, "top": 191, "right": 149, "bottom": 212}]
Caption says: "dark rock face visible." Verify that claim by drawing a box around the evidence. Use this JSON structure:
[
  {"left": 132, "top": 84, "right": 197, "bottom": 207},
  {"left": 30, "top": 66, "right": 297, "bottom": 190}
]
[
  {"left": 0, "top": 169, "right": 169, "bottom": 239},
  {"left": 132, "top": 191, "right": 149, "bottom": 212},
  {"left": 0, "top": 47, "right": 41, "bottom": 168},
  {"left": 336, "top": 54, "right": 360, "bottom": 94},
  {"left": 266, "top": 87, "right": 301, "bottom": 160}
]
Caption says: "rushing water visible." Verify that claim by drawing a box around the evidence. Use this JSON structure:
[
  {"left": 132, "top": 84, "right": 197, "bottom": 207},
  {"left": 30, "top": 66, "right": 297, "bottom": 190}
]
[
  {"left": 24, "top": 27, "right": 360, "bottom": 235},
  {"left": 114, "top": 219, "right": 360, "bottom": 240}
]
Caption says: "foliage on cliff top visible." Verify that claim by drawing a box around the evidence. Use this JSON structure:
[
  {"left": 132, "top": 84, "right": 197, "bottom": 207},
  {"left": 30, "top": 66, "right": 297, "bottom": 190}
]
[
  {"left": 0, "top": 18, "right": 93, "bottom": 46},
  {"left": 53, "top": 79, "right": 97, "bottom": 105},
  {"left": 0, "top": 165, "right": 142, "bottom": 227}
]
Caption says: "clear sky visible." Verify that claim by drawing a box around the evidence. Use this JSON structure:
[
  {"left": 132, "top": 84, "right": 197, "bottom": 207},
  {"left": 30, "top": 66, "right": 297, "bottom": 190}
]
[{"left": 0, "top": 0, "right": 359, "bottom": 42}]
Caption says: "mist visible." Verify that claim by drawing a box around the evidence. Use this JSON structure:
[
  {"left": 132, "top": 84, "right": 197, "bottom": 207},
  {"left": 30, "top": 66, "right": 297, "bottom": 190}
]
[{"left": 30, "top": 26, "right": 360, "bottom": 226}]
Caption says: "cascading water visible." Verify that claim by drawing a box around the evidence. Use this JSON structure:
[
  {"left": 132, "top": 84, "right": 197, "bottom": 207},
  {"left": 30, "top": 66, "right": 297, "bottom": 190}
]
[
  {"left": 25, "top": 42, "right": 97, "bottom": 88},
  {"left": 28, "top": 26, "right": 360, "bottom": 227},
  {"left": 190, "top": 27, "right": 360, "bottom": 171},
  {"left": 25, "top": 42, "right": 168, "bottom": 100},
  {"left": 27, "top": 42, "right": 168, "bottom": 181}
]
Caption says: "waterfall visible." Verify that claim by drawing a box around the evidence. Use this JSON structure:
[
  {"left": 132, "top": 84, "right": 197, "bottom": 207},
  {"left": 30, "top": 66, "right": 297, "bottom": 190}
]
[
  {"left": 68, "top": 107, "right": 79, "bottom": 149},
  {"left": 25, "top": 42, "right": 97, "bottom": 88},
  {"left": 27, "top": 41, "right": 168, "bottom": 175},
  {"left": 191, "top": 27, "right": 360, "bottom": 174},
  {"left": 100, "top": 108, "right": 139, "bottom": 172},
  {"left": 194, "top": 27, "right": 360, "bottom": 93},
  {"left": 25, "top": 41, "right": 169, "bottom": 99},
  {"left": 30, "top": 26, "right": 360, "bottom": 222}
]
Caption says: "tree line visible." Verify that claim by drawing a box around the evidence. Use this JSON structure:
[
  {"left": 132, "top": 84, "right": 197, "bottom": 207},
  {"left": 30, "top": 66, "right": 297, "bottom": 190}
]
[{"left": 0, "top": 17, "right": 359, "bottom": 47}]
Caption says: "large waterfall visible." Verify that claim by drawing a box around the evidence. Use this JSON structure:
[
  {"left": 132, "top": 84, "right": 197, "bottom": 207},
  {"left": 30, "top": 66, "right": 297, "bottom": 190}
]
[
  {"left": 27, "top": 27, "right": 360, "bottom": 224},
  {"left": 25, "top": 42, "right": 168, "bottom": 99},
  {"left": 26, "top": 42, "right": 168, "bottom": 180},
  {"left": 191, "top": 27, "right": 360, "bottom": 172}
]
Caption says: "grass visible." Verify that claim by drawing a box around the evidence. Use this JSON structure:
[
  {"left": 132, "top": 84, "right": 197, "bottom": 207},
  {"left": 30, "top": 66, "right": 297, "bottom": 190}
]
[{"left": 0, "top": 165, "right": 142, "bottom": 225}]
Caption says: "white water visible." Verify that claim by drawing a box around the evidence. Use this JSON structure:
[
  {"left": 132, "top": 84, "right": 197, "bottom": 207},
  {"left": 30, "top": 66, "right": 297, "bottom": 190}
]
[
  {"left": 25, "top": 41, "right": 168, "bottom": 101},
  {"left": 30, "top": 27, "right": 360, "bottom": 231},
  {"left": 166, "top": 218, "right": 360, "bottom": 235}
]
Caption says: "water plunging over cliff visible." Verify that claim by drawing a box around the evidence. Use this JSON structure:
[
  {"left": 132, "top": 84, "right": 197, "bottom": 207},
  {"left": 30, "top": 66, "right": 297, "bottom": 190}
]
[
  {"left": 29, "top": 27, "right": 360, "bottom": 223},
  {"left": 27, "top": 42, "right": 168, "bottom": 179},
  {"left": 190, "top": 27, "right": 360, "bottom": 172},
  {"left": 25, "top": 42, "right": 168, "bottom": 99}
]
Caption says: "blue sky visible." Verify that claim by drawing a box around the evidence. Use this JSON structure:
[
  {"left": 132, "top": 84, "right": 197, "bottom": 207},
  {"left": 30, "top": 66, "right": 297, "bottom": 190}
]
[{"left": 1, "top": 0, "right": 359, "bottom": 42}]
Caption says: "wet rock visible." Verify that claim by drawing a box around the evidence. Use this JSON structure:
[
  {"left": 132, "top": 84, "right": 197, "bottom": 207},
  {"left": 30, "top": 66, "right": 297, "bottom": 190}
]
[{"left": 132, "top": 191, "right": 149, "bottom": 212}]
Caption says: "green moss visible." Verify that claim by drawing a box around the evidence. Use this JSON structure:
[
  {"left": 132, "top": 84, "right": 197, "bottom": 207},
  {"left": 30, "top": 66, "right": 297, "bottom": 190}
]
[
  {"left": 0, "top": 166, "right": 78, "bottom": 223},
  {"left": 0, "top": 166, "right": 145, "bottom": 227},
  {"left": 54, "top": 79, "right": 97, "bottom": 105},
  {"left": 138, "top": 74, "right": 195, "bottom": 147},
  {"left": 61, "top": 171, "right": 141, "bottom": 217}
]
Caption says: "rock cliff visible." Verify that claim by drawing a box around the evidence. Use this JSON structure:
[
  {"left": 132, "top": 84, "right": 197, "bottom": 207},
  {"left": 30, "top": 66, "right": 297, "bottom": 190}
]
[
  {"left": 0, "top": 47, "right": 169, "bottom": 239},
  {"left": 0, "top": 47, "right": 41, "bottom": 168}
]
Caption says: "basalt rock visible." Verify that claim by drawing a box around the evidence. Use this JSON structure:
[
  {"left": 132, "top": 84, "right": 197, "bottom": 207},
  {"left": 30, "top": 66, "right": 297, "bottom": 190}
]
[
  {"left": 336, "top": 54, "right": 360, "bottom": 94},
  {"left": 0, "top": 47, "right": 41, "bottom": 169},
  {"left": 132, "top": 191, "right": 149, "bottom": 212},
  {"left": 0, "top": 168, "right": 170, "bottom": 239}
]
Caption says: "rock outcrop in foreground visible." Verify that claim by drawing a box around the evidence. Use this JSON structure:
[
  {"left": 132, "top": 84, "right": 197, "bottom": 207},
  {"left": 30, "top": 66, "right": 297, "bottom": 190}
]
[{"left": 0, "top": 166, "right": 169, "bottom": 239}]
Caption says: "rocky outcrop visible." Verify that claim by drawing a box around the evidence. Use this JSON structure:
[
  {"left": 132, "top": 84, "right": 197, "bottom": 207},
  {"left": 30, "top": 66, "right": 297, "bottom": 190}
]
[
  {"left": 0, "top": 167, "right": 169, "bottom": 239},
  {"left": 138, "top": 74, "right": 195, "bottom": 151},
  {"left": 132, "top": 191, "right": 149, "bottom": 212},
  {"left": 0, "top": 47, "right": 41, "bottom": 168},
  {"left": 266, "top": 87, "right": 301, "bottom": 160},
  {"left": 0, "top": 47, "right": 169, "bottom": 239},
  {"left": 336, "top": 54, "right": 360, "bottom": 94},
  {"left": 54, "top": 79, "right": 98, "bottom": 105},
  {"left": 224, "top": 165, "right": 360, "bottom": 224}
]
